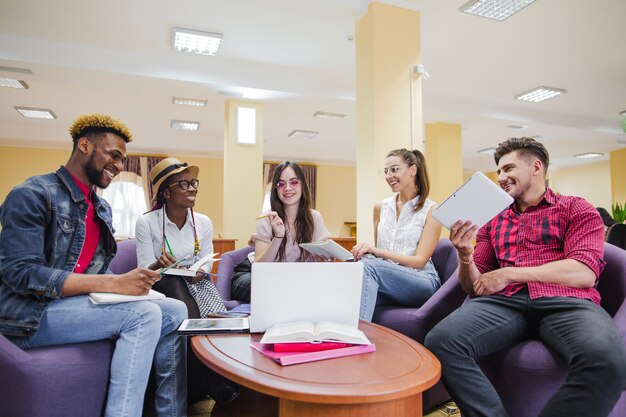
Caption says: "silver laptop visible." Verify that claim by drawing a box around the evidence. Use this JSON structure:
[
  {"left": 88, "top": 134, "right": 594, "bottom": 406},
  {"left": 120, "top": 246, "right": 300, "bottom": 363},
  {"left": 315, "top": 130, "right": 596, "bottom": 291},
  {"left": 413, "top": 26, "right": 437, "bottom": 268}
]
[{"left": 249, "top": 262, "right": 364, "bottom": 333}]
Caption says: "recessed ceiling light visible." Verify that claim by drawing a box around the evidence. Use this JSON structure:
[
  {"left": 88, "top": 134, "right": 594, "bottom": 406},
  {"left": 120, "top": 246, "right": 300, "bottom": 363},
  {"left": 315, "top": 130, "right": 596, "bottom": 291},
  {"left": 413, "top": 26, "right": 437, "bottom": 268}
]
[
  {"left": 14, "top": 107, "right": 56, "bottom": 119},
  {"left": 506, "top": 124, "right": 528, "bottom": 129},
  {"left": 459, "top": 0, "right": 536, "bottom": 21},
  {"left": 172, "top": 27, "right": 223, "bottom": 56},
  {"left": 515, "top": 87, "right": 566, "bottom": 103},
  {"left": 171, "top": 120, "right": 199, "bottom": 131},
  {"left": 477, "top": 147, "right": 497, "bottom": 154},
  {"left": 1, "top": 78, "right": 28, "bottom": 89},
  {"left": 0, "top": 66, "right": 33, "bottom": 74},
  {"left": 574, "top": 152, "right": 603, "bottom": 159},
  {"left": 314, "top": 111, "right": 347, "bottom": 119},
  {"left": 288, "top": 130, "right": 319, "bottom": 140},
  {"left": 172, "top": 97, "right": 207, "bottom": 107}
]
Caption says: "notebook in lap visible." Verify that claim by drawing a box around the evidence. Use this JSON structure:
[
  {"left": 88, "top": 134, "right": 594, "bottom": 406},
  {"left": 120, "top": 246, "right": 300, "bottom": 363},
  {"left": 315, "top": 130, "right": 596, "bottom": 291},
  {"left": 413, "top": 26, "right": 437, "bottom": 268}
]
[
  {"left": 249, "top": 262, "right": 364, "bottom": 333},
  {"left": 432, "top": 171, "right": 514, "bottom": 230}
]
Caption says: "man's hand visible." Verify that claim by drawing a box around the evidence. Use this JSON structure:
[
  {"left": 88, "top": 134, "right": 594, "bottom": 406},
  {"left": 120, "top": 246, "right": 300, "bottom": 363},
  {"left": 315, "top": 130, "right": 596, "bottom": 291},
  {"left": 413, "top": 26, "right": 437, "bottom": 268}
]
[
  {"left": 114, "top": 268, "right": 161, "bottom": 295},
  {"left": 450, "top": 220, "right": 478, "bottom": 261},
  {"left": 473, "top": 268, "right": 512, "bottom": 296}
]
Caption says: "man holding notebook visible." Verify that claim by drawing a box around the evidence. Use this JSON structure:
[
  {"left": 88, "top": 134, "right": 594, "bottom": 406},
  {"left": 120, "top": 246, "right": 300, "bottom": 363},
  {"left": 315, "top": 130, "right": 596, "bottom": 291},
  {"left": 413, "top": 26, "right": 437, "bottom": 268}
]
[
  {"left": 426, "top": 137, "right": 626, "bottom": 417},
  {"left": 0, "top": 114, "right": 187, "bottom": 417}
]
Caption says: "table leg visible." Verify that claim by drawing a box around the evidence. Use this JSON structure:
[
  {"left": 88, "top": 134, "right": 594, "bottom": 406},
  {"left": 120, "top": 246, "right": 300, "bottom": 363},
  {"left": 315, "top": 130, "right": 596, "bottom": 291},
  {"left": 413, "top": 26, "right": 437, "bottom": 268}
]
[{"left": 279, "top": 394, "right": 422, "bottom": 417}]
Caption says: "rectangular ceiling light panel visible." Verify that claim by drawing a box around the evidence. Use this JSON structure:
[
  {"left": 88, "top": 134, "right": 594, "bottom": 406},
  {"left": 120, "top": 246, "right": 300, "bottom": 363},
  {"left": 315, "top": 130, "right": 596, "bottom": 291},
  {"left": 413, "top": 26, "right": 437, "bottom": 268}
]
[
  {"left": 15, "top": 107, "right": 56, "bottom": 119},
  {"left": 574, "top": 152, "right": 603, "bottom": 159},
  {"left": 1, "top": 78, "right": 29, "bottom": 89},
  {"left": 172, "top": 97, "right": 207, "bottom": 107},
  {"left": 460, "top": 0, "right": 536, "bottom": 21},
  {"left": 173, "top": 27, "right": 223, "bottom": 56},
  {"left": 313, "top": 111, "right": 347, "bottom": 119},
  {"left": 515, "top": 87, "right": 566, "bottom": 103},
  {"left": 477, "top": 147, "right": 497, "bottom": 154},
  {"left": 288, "top": 130, "right": 319, "bottom": 140},
  {"left": 171, "top": 120, "right": 199, "bottom": 131}
]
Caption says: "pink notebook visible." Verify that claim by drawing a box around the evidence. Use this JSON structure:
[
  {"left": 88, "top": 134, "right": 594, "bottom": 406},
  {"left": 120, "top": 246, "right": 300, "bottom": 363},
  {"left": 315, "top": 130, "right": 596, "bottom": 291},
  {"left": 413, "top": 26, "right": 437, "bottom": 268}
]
[{"left": 250, "top": 342, "right": 376, "bottom": 366}]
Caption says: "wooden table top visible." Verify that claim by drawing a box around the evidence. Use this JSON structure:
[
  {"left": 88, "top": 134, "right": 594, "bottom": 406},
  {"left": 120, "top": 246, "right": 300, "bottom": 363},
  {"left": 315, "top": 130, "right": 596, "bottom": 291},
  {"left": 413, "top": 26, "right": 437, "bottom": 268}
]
[{"left": 191, "top": 321, "right": 441, "bottom": 405}]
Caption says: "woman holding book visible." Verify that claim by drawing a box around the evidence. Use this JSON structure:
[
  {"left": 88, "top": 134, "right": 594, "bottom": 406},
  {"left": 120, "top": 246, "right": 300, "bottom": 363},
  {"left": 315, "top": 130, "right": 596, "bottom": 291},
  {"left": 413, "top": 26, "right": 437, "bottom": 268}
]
[
  {"left": 135, "top": 157, "right": 239, "bottom": 406},
  {"left": 231, "top": 161, "right": 331, "bottom": 301},
  {"left": 352, "top": 148, "right": 442, "bottom": 321}
]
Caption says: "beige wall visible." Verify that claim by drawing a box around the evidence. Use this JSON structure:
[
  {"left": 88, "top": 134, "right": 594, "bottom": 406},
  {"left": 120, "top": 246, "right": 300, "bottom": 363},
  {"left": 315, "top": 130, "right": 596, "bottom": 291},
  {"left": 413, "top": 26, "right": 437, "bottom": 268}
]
[
  {"left": 316, "top": 164, "right": 356, "bottom": 237},
  {"left": 610, "top": 148, "right": 626, "bottom": 206},
  {"left": 550, "top": 160, "right": 612, "bottom": 209},
  {"left": 0, "top": 146, "right": 356, "bottom": 239}
]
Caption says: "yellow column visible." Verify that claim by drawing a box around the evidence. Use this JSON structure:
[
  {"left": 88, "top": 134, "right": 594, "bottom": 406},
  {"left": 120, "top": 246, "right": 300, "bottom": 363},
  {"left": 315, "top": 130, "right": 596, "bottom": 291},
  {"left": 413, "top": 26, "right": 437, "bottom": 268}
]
[
  {"left": 610, "top": 148, "right": 626, "bottom": 206},
  {"left": 223, "top": 100, "right": 264, "bottom": 248},
  {"left": 424, "top": 123, "right": 463, "bottom": 237},
  {"left": 355, "top": 3, "right": 423, "bottom": 243}
]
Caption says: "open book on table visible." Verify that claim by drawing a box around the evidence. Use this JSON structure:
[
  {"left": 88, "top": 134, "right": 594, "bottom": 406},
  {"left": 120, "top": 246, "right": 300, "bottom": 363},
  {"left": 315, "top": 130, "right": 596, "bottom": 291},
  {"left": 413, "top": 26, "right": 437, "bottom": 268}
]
[
  {"left": 88, "top": 289, "right": 165, "bottom": 304},
  {"left": 259, "top": 321, "right": 371, "bottom": 345},
  {"left": 163, "top": 252, "right": 219, "bottom": 277},
  {"left": 299, "top": 240, "right": 353, "bottom": 261}
]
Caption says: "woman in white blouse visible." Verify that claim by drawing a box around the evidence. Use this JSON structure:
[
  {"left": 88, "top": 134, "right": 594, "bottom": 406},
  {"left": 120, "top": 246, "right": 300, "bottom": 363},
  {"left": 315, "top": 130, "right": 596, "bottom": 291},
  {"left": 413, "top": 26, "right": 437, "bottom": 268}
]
[{"left": 352, "top": 149, "right": 442, "bottom": 321}]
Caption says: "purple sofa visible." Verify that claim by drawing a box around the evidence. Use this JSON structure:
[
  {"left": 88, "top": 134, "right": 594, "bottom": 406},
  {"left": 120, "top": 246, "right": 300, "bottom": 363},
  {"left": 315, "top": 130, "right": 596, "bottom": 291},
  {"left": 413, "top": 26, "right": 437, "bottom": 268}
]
[
  {"left": 215, "top": 245, "right": 255, "bottom": 310},
  {"left": 0, "top": 240, "right": 139, "bottom": 417},
  {"left": 476, "top": 243, "right": 626, "bottom": 417}
]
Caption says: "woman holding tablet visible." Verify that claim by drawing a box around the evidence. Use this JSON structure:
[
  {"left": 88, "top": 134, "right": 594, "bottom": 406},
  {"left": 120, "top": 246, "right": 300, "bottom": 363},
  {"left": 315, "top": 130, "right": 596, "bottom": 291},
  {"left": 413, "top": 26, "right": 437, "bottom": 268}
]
[{"left": 352, "top": 148, "right": 442, "bottom": 321}]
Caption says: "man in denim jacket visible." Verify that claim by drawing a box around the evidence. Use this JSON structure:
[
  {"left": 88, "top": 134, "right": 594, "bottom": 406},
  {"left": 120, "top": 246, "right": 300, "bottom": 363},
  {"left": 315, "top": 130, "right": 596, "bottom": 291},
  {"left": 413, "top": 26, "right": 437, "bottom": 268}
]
[{"left": 0, "top": 114, "right": 188, "bottom": 417}]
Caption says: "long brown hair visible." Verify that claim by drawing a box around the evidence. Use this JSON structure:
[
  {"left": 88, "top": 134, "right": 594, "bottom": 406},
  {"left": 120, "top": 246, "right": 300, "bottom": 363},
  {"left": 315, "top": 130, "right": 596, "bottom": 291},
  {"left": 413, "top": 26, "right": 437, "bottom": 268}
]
[
  {"left": 386, "top": 148, "right": 430, "bottom": 212},
  {"left": 270, "top": 161, "right": 314, "bottom": 261}
]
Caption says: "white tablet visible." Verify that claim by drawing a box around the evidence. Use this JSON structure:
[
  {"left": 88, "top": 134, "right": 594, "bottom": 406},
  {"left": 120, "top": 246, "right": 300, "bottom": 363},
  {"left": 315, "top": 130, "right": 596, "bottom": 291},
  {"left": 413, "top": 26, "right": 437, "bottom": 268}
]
[
  {"left": 432, "top": 171, "right": 513, "bottom": 230},
  {"left": 177, "top": 317, "right": 250, "bottom": 335}
]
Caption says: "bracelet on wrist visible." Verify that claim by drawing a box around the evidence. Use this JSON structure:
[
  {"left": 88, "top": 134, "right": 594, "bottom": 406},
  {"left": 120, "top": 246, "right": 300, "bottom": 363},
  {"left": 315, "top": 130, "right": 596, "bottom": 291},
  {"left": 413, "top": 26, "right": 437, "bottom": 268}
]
[
  {"left": 458, "top": 254, "right": 474, "bottom": 265},
  {"left": 274, "top": 235, "right": 284, "bottom": 239}
]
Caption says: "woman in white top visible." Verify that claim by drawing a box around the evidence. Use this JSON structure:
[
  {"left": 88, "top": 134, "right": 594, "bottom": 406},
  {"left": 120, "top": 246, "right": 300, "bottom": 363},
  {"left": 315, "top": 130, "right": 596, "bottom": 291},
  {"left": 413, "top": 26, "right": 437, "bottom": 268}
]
[
  {"left": 352, "top": 149, "right": 442, "bottom": 321},
  {"left": 135, "top": 157, "right": 225, "bottom": 318},
  {"left": 231, "top": 161, "right": 330, "bottom": 301}
]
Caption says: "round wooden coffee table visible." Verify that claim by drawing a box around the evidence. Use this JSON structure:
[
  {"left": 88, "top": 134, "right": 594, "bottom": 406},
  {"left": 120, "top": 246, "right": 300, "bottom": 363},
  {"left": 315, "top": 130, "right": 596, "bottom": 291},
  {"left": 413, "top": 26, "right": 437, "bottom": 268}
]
[{"left": 191, "top": 321, "right": 440, "bottom": 417}]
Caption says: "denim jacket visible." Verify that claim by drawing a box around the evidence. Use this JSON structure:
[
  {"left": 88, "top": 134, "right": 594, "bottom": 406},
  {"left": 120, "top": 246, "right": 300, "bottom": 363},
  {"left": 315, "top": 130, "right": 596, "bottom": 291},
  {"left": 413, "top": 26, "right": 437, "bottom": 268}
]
[{"left": 0, "top": 166, "right": 117, "bottom": 337}]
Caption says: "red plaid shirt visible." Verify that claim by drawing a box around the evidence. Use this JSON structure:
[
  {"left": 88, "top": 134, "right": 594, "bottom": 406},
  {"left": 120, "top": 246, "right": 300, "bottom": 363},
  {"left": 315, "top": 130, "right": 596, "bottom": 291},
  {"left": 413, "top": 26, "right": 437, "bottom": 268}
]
[{"left": 474, "top": 188, "right": 605, "bottom": 305}]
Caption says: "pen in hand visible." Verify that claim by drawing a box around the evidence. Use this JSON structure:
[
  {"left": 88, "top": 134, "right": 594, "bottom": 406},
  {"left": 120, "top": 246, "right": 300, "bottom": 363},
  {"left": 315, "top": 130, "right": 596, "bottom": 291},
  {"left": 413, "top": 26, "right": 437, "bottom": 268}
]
[
  {"left": 255, "top": 214, "right": 270, "bottom": 220},
  {"left": 159, "top": 255, "right": 191, "bottom": 276}
]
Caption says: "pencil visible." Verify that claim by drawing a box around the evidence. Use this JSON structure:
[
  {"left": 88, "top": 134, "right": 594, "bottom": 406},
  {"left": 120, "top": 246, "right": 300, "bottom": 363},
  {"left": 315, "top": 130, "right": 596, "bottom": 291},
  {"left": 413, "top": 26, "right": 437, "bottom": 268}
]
[
  {"left": 164, "top": 237, "right": 174, "bottom": 256},
  {"left": 255, "top": 214, "right": 270, "bottom": 220}
]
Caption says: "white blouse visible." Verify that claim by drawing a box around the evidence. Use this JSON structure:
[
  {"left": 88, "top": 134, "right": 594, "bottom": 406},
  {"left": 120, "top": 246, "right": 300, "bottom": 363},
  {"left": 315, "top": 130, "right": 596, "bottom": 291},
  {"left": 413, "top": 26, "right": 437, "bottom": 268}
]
[
  {"left": 377, "top": 194, "right": 435, "bottom": 257},
  {"left": 135, "top": 208, "right": 214, "bottom": 271}
]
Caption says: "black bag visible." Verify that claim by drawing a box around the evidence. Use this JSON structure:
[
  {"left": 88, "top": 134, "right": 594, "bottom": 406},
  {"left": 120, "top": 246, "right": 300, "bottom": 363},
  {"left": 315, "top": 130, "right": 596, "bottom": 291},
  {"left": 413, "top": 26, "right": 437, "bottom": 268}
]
[{"left": 230, "top": 257, "right": 252, "bottom": 302}]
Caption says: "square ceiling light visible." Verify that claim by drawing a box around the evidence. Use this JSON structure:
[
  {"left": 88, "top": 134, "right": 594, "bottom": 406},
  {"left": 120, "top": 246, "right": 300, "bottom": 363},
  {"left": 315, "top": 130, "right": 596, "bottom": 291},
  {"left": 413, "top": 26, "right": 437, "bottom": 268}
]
[
  {"left": 15, "top": 106, "right": 56, "bottom": 119},
  {"left": 574, "top": 152, "right": 603, "bottom": 159},
  {"left": 172, "top": 96, "right": 207, "bottom": 107},
  {"left": 288, "top": 130, "right": 319, "bottom": 140},
  {"left": 172, "top": 27, "right": 223, "bottom": 56},
  {"left": 313, "top": 111, "right": 346, "bottom": 119},
  {"left": 459, "top": 0, "right": 537, "bottom": 21},
  {"left": 1, "top": 78, "right": 29, "bottom": 89},
  {"left": 515, "top": 86, "right": 566, "bottom": 103},
  {"left": 171, "top": 120, "right": 199, "bottom": 131}
]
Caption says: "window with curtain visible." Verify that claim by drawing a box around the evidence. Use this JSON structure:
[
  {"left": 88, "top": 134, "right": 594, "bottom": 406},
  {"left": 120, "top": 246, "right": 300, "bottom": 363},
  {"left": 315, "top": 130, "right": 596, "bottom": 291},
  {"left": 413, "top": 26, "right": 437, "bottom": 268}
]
[{"left": 98, "top": 155, "right": 164, "bottom": 238}]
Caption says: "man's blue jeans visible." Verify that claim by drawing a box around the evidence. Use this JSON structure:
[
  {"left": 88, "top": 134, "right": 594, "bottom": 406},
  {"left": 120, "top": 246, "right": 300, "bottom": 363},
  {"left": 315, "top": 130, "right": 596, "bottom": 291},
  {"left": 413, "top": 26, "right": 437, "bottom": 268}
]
[
  {"left": 359, "top": 257, "right": 441, "bottom": 321},
  {"left": 425, "top": 289, "right": 626, "bottom": 417},
  {"left": 10, "top": 296, "right": 188, "bottom": 417}
]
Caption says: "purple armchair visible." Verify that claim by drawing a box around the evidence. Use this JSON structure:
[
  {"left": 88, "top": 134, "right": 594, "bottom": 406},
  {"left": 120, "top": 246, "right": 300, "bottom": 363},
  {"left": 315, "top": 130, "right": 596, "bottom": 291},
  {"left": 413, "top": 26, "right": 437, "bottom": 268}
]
[
  {"left": 372, "top": 238, "right": 466, "bottom": 411},
  {"left": 0, "top": 240, "right": 138, "bottom": 417},
  {"left": 477, "top": 243, "right": 626, "bottom": 417},
  {"left": 215, "top": 245, "right": 255, "bottom": 310}
]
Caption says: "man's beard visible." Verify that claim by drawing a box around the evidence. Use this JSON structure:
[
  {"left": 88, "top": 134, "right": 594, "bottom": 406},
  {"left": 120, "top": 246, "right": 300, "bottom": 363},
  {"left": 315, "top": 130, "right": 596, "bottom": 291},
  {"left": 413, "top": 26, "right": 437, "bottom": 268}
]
[{"left": 85, "top": 153, "right": 108, "bottom": 189}]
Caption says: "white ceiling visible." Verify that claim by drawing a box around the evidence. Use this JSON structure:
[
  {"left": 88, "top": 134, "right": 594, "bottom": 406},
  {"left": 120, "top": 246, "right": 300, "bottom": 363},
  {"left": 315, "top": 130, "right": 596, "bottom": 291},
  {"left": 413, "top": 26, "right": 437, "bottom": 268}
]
[{"left": 1, "top": 0, "right": 625, "bottom": 172}]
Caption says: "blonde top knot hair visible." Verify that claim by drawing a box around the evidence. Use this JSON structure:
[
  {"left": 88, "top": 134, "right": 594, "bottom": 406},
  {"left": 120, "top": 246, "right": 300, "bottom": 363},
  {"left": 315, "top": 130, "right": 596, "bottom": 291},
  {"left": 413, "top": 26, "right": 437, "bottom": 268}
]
[{"left": 69, "top": 113, "right": 133, "bottom": 142}]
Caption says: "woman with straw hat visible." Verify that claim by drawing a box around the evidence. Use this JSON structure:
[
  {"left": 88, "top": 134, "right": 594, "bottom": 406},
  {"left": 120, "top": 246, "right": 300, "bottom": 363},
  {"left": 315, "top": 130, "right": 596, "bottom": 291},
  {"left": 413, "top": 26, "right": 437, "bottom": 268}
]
[{"left": 135, "top": 157, "right": 239, "bottom": 405}]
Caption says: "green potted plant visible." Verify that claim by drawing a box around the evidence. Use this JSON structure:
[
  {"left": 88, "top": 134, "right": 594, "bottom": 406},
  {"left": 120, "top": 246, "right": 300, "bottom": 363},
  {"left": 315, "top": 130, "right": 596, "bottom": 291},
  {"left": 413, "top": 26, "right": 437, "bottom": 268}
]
[{"left": 612, "top": 202, "right": 626, "bottom": 224}]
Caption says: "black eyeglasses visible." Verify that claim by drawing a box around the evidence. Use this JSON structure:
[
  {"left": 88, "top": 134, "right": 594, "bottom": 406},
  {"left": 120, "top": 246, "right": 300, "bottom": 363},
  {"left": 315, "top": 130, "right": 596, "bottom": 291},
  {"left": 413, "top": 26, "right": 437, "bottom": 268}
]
[{"left": 168, "top": 179, "right": 200, "bottom": 191}]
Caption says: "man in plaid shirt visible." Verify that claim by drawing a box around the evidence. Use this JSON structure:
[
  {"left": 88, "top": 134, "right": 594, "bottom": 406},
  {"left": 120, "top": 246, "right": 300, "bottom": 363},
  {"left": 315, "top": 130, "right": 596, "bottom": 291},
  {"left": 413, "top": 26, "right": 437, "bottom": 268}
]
[{"left": 426, "top": 138, "right": 626, "bottom": 417}]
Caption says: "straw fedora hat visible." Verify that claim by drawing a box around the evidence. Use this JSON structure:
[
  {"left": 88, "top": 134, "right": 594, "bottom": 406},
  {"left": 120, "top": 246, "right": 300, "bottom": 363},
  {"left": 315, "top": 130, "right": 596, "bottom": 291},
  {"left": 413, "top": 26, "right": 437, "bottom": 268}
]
[{"left": 149, "top": 157, "right": 199, "bottom": 201}]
